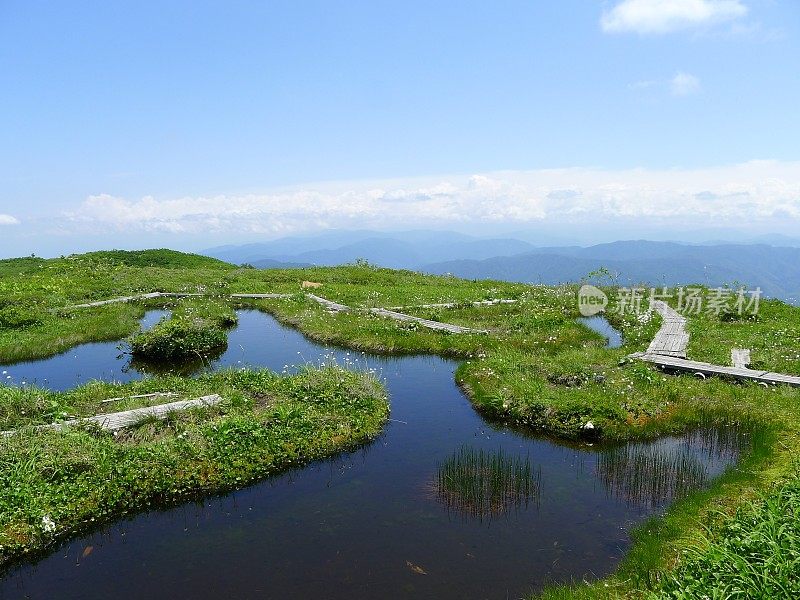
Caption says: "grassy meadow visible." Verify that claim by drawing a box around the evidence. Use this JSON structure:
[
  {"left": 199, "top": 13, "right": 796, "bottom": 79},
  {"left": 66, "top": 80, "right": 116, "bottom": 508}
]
[{"left": 0, "top": 249, "right": 798, "bottom": 597}]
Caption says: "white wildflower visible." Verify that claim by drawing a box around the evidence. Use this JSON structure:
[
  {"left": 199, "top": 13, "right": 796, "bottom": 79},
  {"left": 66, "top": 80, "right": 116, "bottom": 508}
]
[{"left": 41, "top": 515, "right": 56, "bottom": 533}]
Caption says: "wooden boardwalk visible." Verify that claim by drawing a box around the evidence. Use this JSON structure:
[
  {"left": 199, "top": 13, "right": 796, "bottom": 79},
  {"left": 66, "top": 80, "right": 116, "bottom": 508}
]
[
  {"left": 65, "top": 292, "right": 164, "bottom": 308},
  {"left": 2, "top": 394, "right": 223, "bottom": 437},
  {"left": 61, "top": 291, "right": 493, "bottom": 335},
  {"left": 387, "top": 299, "right": 516, "bottom": 310},
  {"left": 65, "top": 292, "right": 205, "bottom": 309},
  {"left": 369, "top": 308, "right": 486, "bottom": 334},
  {"left": 647, "top": 300, "right": 689, "bottom": 358},
  {"left": 231, "top": 293, "right": 292, "bottom": 299},
  {"left": 306, "top": 293, "right": 350, "bottom": 312},
  {"left": 303, "top": 294, "right": 485, "bottom": 333},
  {"left": 631, "top": 301, "right": 800, "bottom": 387},
  {"left": 630, "top": 353, "right": 800, "bottom": 387}
]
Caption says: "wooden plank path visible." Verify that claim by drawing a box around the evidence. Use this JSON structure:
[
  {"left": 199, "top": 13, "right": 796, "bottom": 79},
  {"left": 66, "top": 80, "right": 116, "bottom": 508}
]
[
  {"left": 65, "top": 292, "right": 164, "bottom": 308},
  {"left": 231, "top": 293, "right": 292, "bottom": 299},
  {"left": 64, "top": 292, "right": 205, "bottom": 309},
  {"left": 631, "top": 301, "right": 800, "bottom": 387},
  {"left": 369, "top": 308, "right": 486, "bottom": 334},
  {"left": 155, "top": 292, "right": 206, "bottom": 299},
  {"left": 630, "top": 353, "right": 800, "bottom": 388},
  {"left": 61, "top": 291, "right": 492, "bottom": 334},
  {"left": 647, "top": 300, "right": 689, "bottom": 358},
  {"left": 306, "top": 293, "right": 350, "bottom": 312},
  {"left": 304, "top": 294, "right": 485, "bottom": 333},
  {"left": 1, "top": 394, "right": 223, "bottom": 437},
  {"left": 387, "top": 299, "right": 517, "bottom": 310}
]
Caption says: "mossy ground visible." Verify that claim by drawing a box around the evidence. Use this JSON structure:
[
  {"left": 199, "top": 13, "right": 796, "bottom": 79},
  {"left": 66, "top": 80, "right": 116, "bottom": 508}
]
[{"left": 0, "top": 249, "right": 798, "bottom": 596}]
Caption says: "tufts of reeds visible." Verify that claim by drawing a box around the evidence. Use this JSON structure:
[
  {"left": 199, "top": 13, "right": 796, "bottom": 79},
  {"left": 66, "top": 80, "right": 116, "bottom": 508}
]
[
  {"left": 597, "top": 443, "right": 709, "bottom": 509},
  {"left": 596, "top": 424, "right": 754, "bottom": 510},
  {"left": 433, "top": 446, "right": 541, "bottom": 521}
]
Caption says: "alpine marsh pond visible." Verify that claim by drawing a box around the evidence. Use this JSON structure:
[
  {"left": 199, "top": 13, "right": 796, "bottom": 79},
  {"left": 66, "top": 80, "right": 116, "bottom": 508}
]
[
  {"left": 0, "top": 309, "right": 754, "bottom": 599},
  {"left": 0, "top": 252, "right": 795, "bottom": 599}
]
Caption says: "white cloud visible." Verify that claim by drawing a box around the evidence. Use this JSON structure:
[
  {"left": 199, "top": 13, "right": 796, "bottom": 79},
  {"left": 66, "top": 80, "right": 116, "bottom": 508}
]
[
  {"left": 0, "top": 214, "right": 20, "bottom": 225},
  {"left": 670, "top": 71, "right": 701, "bottom": 95},
  {"left": 601, "top": 0, "right": 748, "bottom": 34},
  {"left": 64, "top": 161, "right": 800, "bottom": 234},
  {"left": 629, "top": 79, "right": 659, "bottom": 91},
  {"left": 629, "top": 71, "right": 700, "bottom": 96}
]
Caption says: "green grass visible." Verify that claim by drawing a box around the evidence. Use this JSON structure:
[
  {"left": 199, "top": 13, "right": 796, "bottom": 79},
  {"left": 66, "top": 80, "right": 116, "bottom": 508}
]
[
  {"left": 651, "top": 463, "right": 800, "bottom": 598},
  {"left": 125, "top": 297, "right": 241, "bottom": 363},
  {"left": 129, "top": 315, "right": 228, "bottom": 361},
  {"left": 77, "top": 249, "right": 233, "bottom": 269},
  {"left": 0, "top": 365, "right": 388, "bottom": 568},
  {"left": 1, "top": 250, "right": 799, "bottom": 596}
]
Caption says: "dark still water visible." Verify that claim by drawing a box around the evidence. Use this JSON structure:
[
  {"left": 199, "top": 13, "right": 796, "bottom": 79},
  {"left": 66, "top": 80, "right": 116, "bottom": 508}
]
[
  {"left": 578, "top": 316, "right": 623, "bottom": 349},
  {"left": 0, "top": 310, "right": 747, "bottom": 599}
]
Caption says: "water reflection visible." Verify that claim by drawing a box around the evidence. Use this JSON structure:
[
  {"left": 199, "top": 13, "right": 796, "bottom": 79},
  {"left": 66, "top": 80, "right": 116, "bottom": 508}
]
[
  {"left": 433, "top": 447, "right": 541, "bottom": 521},
  {"left": 596, "top": 427, "right": 751, "bottom": 509},
  {"left": 127, "top": 348, "right": 225, "bottom": 377},
  {"left": 578, "top": 316, "right": 623, "bottom": 349}
]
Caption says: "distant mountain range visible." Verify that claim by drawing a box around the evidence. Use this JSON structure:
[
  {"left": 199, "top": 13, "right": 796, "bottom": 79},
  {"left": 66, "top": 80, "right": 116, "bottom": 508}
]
[
  {"left": 424, "top": 242, "right": 800, "bottom": 301},
  {"left": 204, "top": 231, "right": 800, "bottom": 302},
  {"left": 205, "top": 230, "right": 538, "bottom": 269}
]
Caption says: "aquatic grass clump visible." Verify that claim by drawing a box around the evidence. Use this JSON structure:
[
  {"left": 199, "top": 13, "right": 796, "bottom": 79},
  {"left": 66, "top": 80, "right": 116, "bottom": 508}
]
[
  {"left": 596, "top": 425, "right": 754, "bottom": 510},
  {"left": 128, "top": 315, "right": 228, "bottom": 361},
  {"left": 434, "top": 446, "right": 541, "bottom": 520},
  {"left": 597, "top": 443, "right": 709, "bottom": 510}
]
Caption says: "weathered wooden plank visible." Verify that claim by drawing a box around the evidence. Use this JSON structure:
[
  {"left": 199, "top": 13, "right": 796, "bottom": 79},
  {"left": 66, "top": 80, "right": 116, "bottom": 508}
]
[
  {"left": 306, "top": 293, "right": 350, "bottom": 312},
  {"left": 101, "top": 391, "right": 178, "bottom": 404},
  {"left": 386, "top": 299, "right": 517, "bottom": 310},
  {"left": 1, "top": 395, "right": 223, "bottom": 438},
  {"left": 63, "top": 291, "right": 216, "bottom": 310},
  {"left": 760, "top": 372, "right": 800, "bottom": 385},
  {"left": 231, "top": 293, "right": 292, "bottom": 299},
  {"left": 64, "top": 291, "right": 298, "bottom": 310},
  {"left": 731, "top": 348, "right": 751, "bottom": 369},
  {"left": 369, "top": 308, "right": 486, "bottom": 334},
  {"left": 157, "top": 293, "right": 206, "bottom": 298},
  {"left": 646, "top": 300, "right": 689, "bottom": 358},
  {"left": 84, "top": 394, "right": 222, "bottom": 430},
  {"left": 633, "top": 353, "right": 800, "bottom": 387},
  {"left": 64, "top": 292, "right": 164, "bottom": 309}
]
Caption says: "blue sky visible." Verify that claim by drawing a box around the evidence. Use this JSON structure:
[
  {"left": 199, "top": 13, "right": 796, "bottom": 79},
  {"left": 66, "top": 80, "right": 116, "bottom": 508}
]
[{"left": 1, "top": 0, "right": 799, "bottom": 256}]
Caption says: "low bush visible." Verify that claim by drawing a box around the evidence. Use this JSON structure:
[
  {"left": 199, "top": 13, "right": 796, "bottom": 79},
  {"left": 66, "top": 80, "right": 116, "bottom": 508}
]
[
  {"left": 0, "top": 305, "right": 41, "bottom": 329},
  {"left": 129, "top": 316, "right": 227, "bottom": 360}
]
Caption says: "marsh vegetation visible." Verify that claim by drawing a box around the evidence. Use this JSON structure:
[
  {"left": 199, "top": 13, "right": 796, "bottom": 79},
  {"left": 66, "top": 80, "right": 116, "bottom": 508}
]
[
  {"left": 0, "top": 249, "right": 797, "bottom": 598},
  {"left": 433, "top": 447, "right": 541, "bottom": 520}
]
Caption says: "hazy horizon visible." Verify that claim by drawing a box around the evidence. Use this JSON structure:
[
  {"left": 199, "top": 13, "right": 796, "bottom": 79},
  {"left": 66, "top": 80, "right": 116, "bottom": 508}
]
[
  {"left": 2, "top": 1, "right": 799, "bottom": 257},
  {"left": 4, "top": 223, "right": 800, "bottom": 261}
]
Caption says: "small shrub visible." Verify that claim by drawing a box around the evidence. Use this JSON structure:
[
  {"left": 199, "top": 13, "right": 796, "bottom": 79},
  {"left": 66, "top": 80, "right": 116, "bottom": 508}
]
[
  {"left": 718, "top": 307, "right": 760, "bottom": 323},
  {"left": 0, "top": 304, "right": 41, "bottom": 329},
  {"left": 129, "top": 316, "right": 227, "bottom": 360}
]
